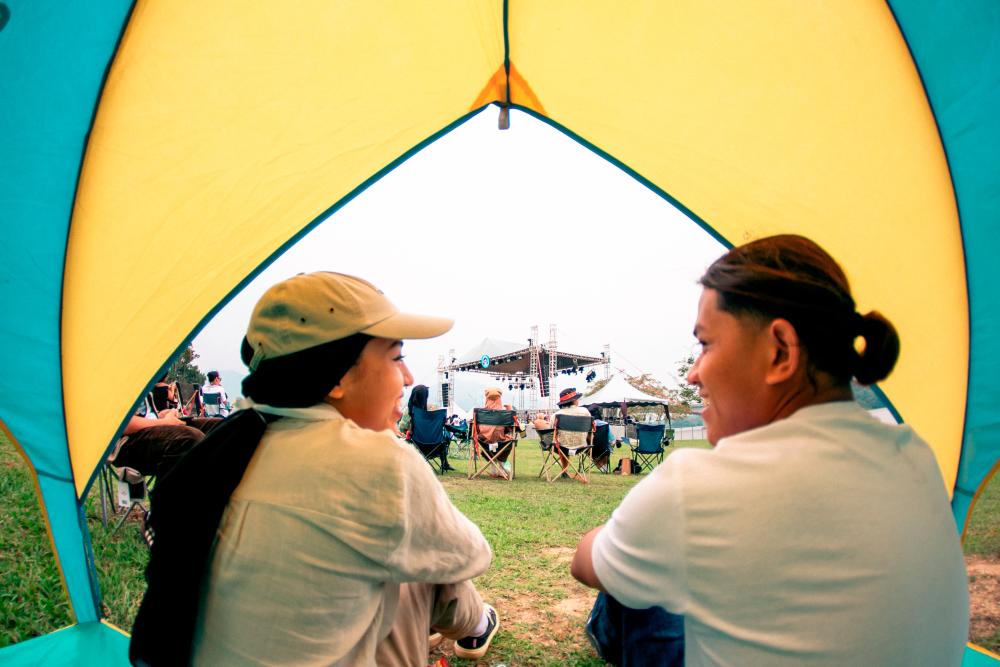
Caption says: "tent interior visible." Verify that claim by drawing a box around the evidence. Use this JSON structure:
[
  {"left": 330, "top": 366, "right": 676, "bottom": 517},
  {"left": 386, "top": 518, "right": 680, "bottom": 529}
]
[{"left": 1, "top": 2, "right": 998, "bottom": 664}]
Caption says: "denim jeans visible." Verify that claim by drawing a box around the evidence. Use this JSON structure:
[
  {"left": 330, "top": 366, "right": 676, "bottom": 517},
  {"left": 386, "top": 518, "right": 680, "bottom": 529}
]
[{"left": 585, "top": 592, "right": 685, "bottom": 667}]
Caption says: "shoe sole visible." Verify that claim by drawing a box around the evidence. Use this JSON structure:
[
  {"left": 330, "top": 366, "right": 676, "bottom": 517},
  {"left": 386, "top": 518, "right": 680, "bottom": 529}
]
[{"left": 453, "top": 605, "right": 499, "bottom": 660}]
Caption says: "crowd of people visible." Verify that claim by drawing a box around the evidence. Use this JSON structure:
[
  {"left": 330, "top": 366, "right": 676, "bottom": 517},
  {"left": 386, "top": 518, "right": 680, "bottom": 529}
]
[
  {"left": 121, "top": 235, "right": 967, "bottom": 667},
  {"left": 109, "top": 372, "right": 233, "bottom": 483}
]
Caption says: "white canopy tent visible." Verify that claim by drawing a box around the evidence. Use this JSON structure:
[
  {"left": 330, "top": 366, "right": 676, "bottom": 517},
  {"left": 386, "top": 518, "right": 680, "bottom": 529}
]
[{"left": 582, "top": 373, "right": 671, "bottom": 413}]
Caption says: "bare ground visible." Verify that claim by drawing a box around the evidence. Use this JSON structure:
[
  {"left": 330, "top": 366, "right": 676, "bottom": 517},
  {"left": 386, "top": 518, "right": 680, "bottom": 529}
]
[{"left": 967, "top": 555, "right": 1000, "bottom": 647}]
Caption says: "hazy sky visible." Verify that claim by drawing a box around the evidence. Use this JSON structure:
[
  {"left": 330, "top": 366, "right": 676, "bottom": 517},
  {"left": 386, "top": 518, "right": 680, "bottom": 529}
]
[{"left": 192, "top": 108, "right": 726, "bottom": 407}]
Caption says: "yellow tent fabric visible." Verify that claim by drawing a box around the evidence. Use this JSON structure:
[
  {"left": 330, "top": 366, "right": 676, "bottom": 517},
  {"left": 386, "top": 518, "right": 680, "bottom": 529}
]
[
  {"left": 65, "top": 1, "right": 964, "bottom": 499},
  {"left": 5, "top": 1, "right": 1000, "bottom": 663}
]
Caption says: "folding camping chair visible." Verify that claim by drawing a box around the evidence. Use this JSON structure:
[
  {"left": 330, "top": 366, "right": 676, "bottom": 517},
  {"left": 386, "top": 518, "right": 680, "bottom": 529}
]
[
  {"left": 202, "top": 391, "right": 223, "bottom": 417},
  {"left": 541, "top": 413, "right": 594, "bottom": 482},
  {"left": 630, "top": 423, "right": 668, "bottom": 472},
  {"left": 98, "top": 436, "right": 152, "bottom": 541},
  {"left": 445, "top": 419, "right": 470, "bottom": 459},
  {"left": 469, "top": 408, "right": 519, "bottom": 480},
  {"left": 536, "top": 427, "right": 556, "bottom": 476},
  {"left": 581, "top": 421, "right": 614, "bottom": 475},
  {"left": 409, "top": 407, "right": 450, "bottom": 474}
]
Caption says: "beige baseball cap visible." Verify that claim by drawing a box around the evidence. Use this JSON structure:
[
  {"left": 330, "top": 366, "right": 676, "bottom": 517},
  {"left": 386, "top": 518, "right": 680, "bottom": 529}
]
[{"left": 245, "top": 272, "right": 453, "bottom": 371}]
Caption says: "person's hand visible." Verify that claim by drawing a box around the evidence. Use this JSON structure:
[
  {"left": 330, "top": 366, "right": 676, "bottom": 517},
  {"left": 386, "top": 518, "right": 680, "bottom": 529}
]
[{"left": 157, "top": 409, "right": 183, "bottom": 425}]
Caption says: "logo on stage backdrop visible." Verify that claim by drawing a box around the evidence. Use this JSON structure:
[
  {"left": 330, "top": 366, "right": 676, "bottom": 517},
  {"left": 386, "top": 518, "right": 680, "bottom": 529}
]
[{"left": 480, "top": 355, "right": 491, "bottom": 369}]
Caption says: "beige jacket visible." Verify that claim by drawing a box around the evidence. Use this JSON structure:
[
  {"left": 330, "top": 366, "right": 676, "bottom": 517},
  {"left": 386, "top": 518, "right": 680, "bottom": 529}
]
[{"left": 194, "top": 403, "right": 491, "bottom": 666}]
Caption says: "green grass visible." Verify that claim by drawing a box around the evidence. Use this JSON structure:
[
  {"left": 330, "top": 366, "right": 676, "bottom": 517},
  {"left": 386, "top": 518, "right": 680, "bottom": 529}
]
[
  {"left": 0, "top": 429, "right": 152, "bottom": 648},
  {"left": 963, "top": 466, "right": 1000, "bottom": 655},
  {"left": 0, "top": 432, "right": 73, "bottom": 646},
  {"left": 2, "top": 429, "right": 998, "bottom": 661},
  {"left": 440, "top": 443, "right": 653, "bottom": 666},
  {"left": 964, "top": 466, "right": 1000, "bottom": 556}
]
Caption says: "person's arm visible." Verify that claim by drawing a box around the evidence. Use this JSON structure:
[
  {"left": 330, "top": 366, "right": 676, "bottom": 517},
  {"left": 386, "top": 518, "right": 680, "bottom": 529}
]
[
  {"left": 386, "top": 444, "right": 492, "bottom": 583},
  {"left": 581, "top": 457, "right": 690, "bottom": 612},
  {"left": 124, "top": 413, "right": 183, "bottom": 434},
  {"left": 571, "top": 525, "right": 606, "bottom": 591}
]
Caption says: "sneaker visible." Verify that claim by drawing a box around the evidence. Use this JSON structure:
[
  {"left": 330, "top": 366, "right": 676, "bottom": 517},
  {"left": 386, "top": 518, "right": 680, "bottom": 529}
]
[{"left": 454, "top": 604, "right": 499, "bottom": 660}]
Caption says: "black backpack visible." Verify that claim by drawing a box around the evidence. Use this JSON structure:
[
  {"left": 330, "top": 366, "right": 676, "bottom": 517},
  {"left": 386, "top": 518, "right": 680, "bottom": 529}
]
[{"left": 129, "top": 409, "right": 278, "bottom": 666}]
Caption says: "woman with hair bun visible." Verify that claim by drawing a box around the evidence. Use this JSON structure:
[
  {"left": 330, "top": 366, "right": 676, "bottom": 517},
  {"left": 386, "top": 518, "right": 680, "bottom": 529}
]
[{"left": 573, "top": 235, "right": 968, "bottom": 667}]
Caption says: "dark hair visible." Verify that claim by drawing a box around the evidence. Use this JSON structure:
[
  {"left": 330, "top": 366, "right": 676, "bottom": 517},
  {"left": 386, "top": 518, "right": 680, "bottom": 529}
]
[
  {"left": 240, "top": 333, "right": 373, "bottom": 407},
  {"left": 207, "top": 370, "right": 220, "bottom": 383},
  {"left": 699, "top": 234, "right": 899, "bottom": 386},
  {"left": 587, "top": 404, "right": 603, "bottom": 419},
  {"left": 408, "top": 384, "right": 429, "bottom": 418}
]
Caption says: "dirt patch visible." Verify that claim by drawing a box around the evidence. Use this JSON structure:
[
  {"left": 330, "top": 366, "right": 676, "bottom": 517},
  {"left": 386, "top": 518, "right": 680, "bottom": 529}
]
[
  {"left": 539, "top": 546, "right": 574, "bottom": 565},
  {"left": 554, "top": 592, "right": 592, "bottom": 618},
  {"left": 430, "top": 588, "right": 596, "bottom": 663},
  {"left": 968, "top": 555, "right": 1000, "bottom": 645}
]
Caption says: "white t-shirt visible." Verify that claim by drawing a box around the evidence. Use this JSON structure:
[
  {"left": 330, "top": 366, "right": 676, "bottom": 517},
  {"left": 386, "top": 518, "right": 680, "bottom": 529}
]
[
  {"left": 592, "top": 401, "right": 968, "bottom": 667},
  {"left": 193, "top": 403, "right": 492, "bottom": 666}
]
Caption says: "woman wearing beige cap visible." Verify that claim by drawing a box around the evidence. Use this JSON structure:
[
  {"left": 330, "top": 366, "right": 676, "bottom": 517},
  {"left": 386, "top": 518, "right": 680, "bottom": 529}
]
[{"left": 131, "top": 272, "right": 499, "bottom": 666}]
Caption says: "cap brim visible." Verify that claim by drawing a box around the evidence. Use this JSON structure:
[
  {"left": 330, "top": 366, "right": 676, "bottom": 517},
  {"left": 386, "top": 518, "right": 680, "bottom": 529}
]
[{"left": 361, "top": 311, "right": 454, "bottom": 340}]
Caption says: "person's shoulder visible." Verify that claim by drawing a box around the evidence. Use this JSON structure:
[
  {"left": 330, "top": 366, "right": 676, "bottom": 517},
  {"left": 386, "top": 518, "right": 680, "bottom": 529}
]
[{"left": 336, "top": 417, "right": 407, "bottom": 449}]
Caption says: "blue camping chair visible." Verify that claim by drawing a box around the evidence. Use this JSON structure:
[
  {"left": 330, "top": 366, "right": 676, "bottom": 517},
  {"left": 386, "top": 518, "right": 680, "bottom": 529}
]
[
  {"left": 409, "top": 408, "right": 450, "bottom": 474},
  {"left": 630, "top": 423, "right": 667, "bottom": 472},
  {"left": 445, "top": 418, "right": 470, "bottom": 459},
  {"left": 202, "top": 391, "right": 224, "bottom": 417}
]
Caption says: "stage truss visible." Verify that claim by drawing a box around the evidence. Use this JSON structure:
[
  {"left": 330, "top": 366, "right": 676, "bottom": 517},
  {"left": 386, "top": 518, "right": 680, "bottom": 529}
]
[{"left": 437, "top": 325, "right": 611, "bottom": 414}]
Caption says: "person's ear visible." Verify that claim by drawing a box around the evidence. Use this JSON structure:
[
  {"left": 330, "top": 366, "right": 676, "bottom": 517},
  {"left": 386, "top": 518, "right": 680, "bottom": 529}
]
[
  {"left": 764, "top": 318, "right": 801, "bottom": 385},
  {"left": 327, "top": 384, "right": 346, "bottom": 400}
]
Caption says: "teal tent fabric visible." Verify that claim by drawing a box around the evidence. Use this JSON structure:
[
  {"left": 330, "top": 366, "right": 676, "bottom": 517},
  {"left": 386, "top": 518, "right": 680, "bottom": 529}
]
[
  {"left": 0, "top": 1, "right": 997, "bottom": 663},
  {"left": 0, "top": 622, "right": 130, "bottom": 666},
  {"left": 0, "top": 0, "right": 134, "bottom": 624}
]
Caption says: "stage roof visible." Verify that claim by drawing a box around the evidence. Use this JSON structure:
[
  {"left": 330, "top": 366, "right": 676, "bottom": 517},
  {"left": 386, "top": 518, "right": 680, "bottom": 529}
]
[{"left": 452, "top": 337, "right": 604, "bottom": 377}]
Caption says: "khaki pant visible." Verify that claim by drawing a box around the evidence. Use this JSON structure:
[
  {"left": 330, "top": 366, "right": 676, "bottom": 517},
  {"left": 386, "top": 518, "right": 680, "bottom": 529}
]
[{"left": 376, "top": 581, "right": 484, "bottom": 667}]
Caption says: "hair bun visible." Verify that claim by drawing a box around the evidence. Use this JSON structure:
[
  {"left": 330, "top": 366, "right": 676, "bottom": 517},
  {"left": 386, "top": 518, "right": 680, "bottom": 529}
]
[{"left": 853, "top": 311, "right": 900, "bottom": 385}]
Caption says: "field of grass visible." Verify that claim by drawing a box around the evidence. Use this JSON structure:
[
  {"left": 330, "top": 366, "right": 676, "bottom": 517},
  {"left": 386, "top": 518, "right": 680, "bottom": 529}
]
[
  {"left": 2, "top": 429, "right": 998, "bottom": 660},
  {"left": 965, "top": 467, "right": 1000, "bottom": 556}
]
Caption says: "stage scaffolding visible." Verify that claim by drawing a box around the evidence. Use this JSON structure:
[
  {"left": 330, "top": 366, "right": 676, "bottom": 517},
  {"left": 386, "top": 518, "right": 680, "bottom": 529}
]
[{"left": 441, "top": 325, "right": 607, "bottom": 416}]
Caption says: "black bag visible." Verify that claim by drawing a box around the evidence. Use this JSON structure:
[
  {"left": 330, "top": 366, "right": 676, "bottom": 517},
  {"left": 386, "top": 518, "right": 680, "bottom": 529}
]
[
  {"left": 612, "top": 460, "right": 642, "bottom": 475},
  {"left": 129, "top": 409, "right": 278, "bottom": 666}
]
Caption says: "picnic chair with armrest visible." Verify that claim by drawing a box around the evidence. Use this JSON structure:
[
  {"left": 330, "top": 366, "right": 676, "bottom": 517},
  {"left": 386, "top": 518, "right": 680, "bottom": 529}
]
[
  {"left": 201, "top": 391, "right": 224, "bottom": 417},
  {"left": 409, "top": 407, "right": 450, "bottom": 474},
  {"left": 582, "top": 421, "right": 614, "bottom": 475},
  {"left": 469, "top": 408, "right": 519, "bottom": 480},
  {"left": 100, "top": 436, "right": 152, "bottom": 542},
  {"left": 542, "top": 413, "right": 594, "bottom": 482},
  {"left": 630, "top": 423, "right": 667, "bottom": 472},
  {"left": 445, "top": 419, "right": 470, "bottom": 459},
  {"left": 536, "top": 427, "right": 556, "bottom": 478}
]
